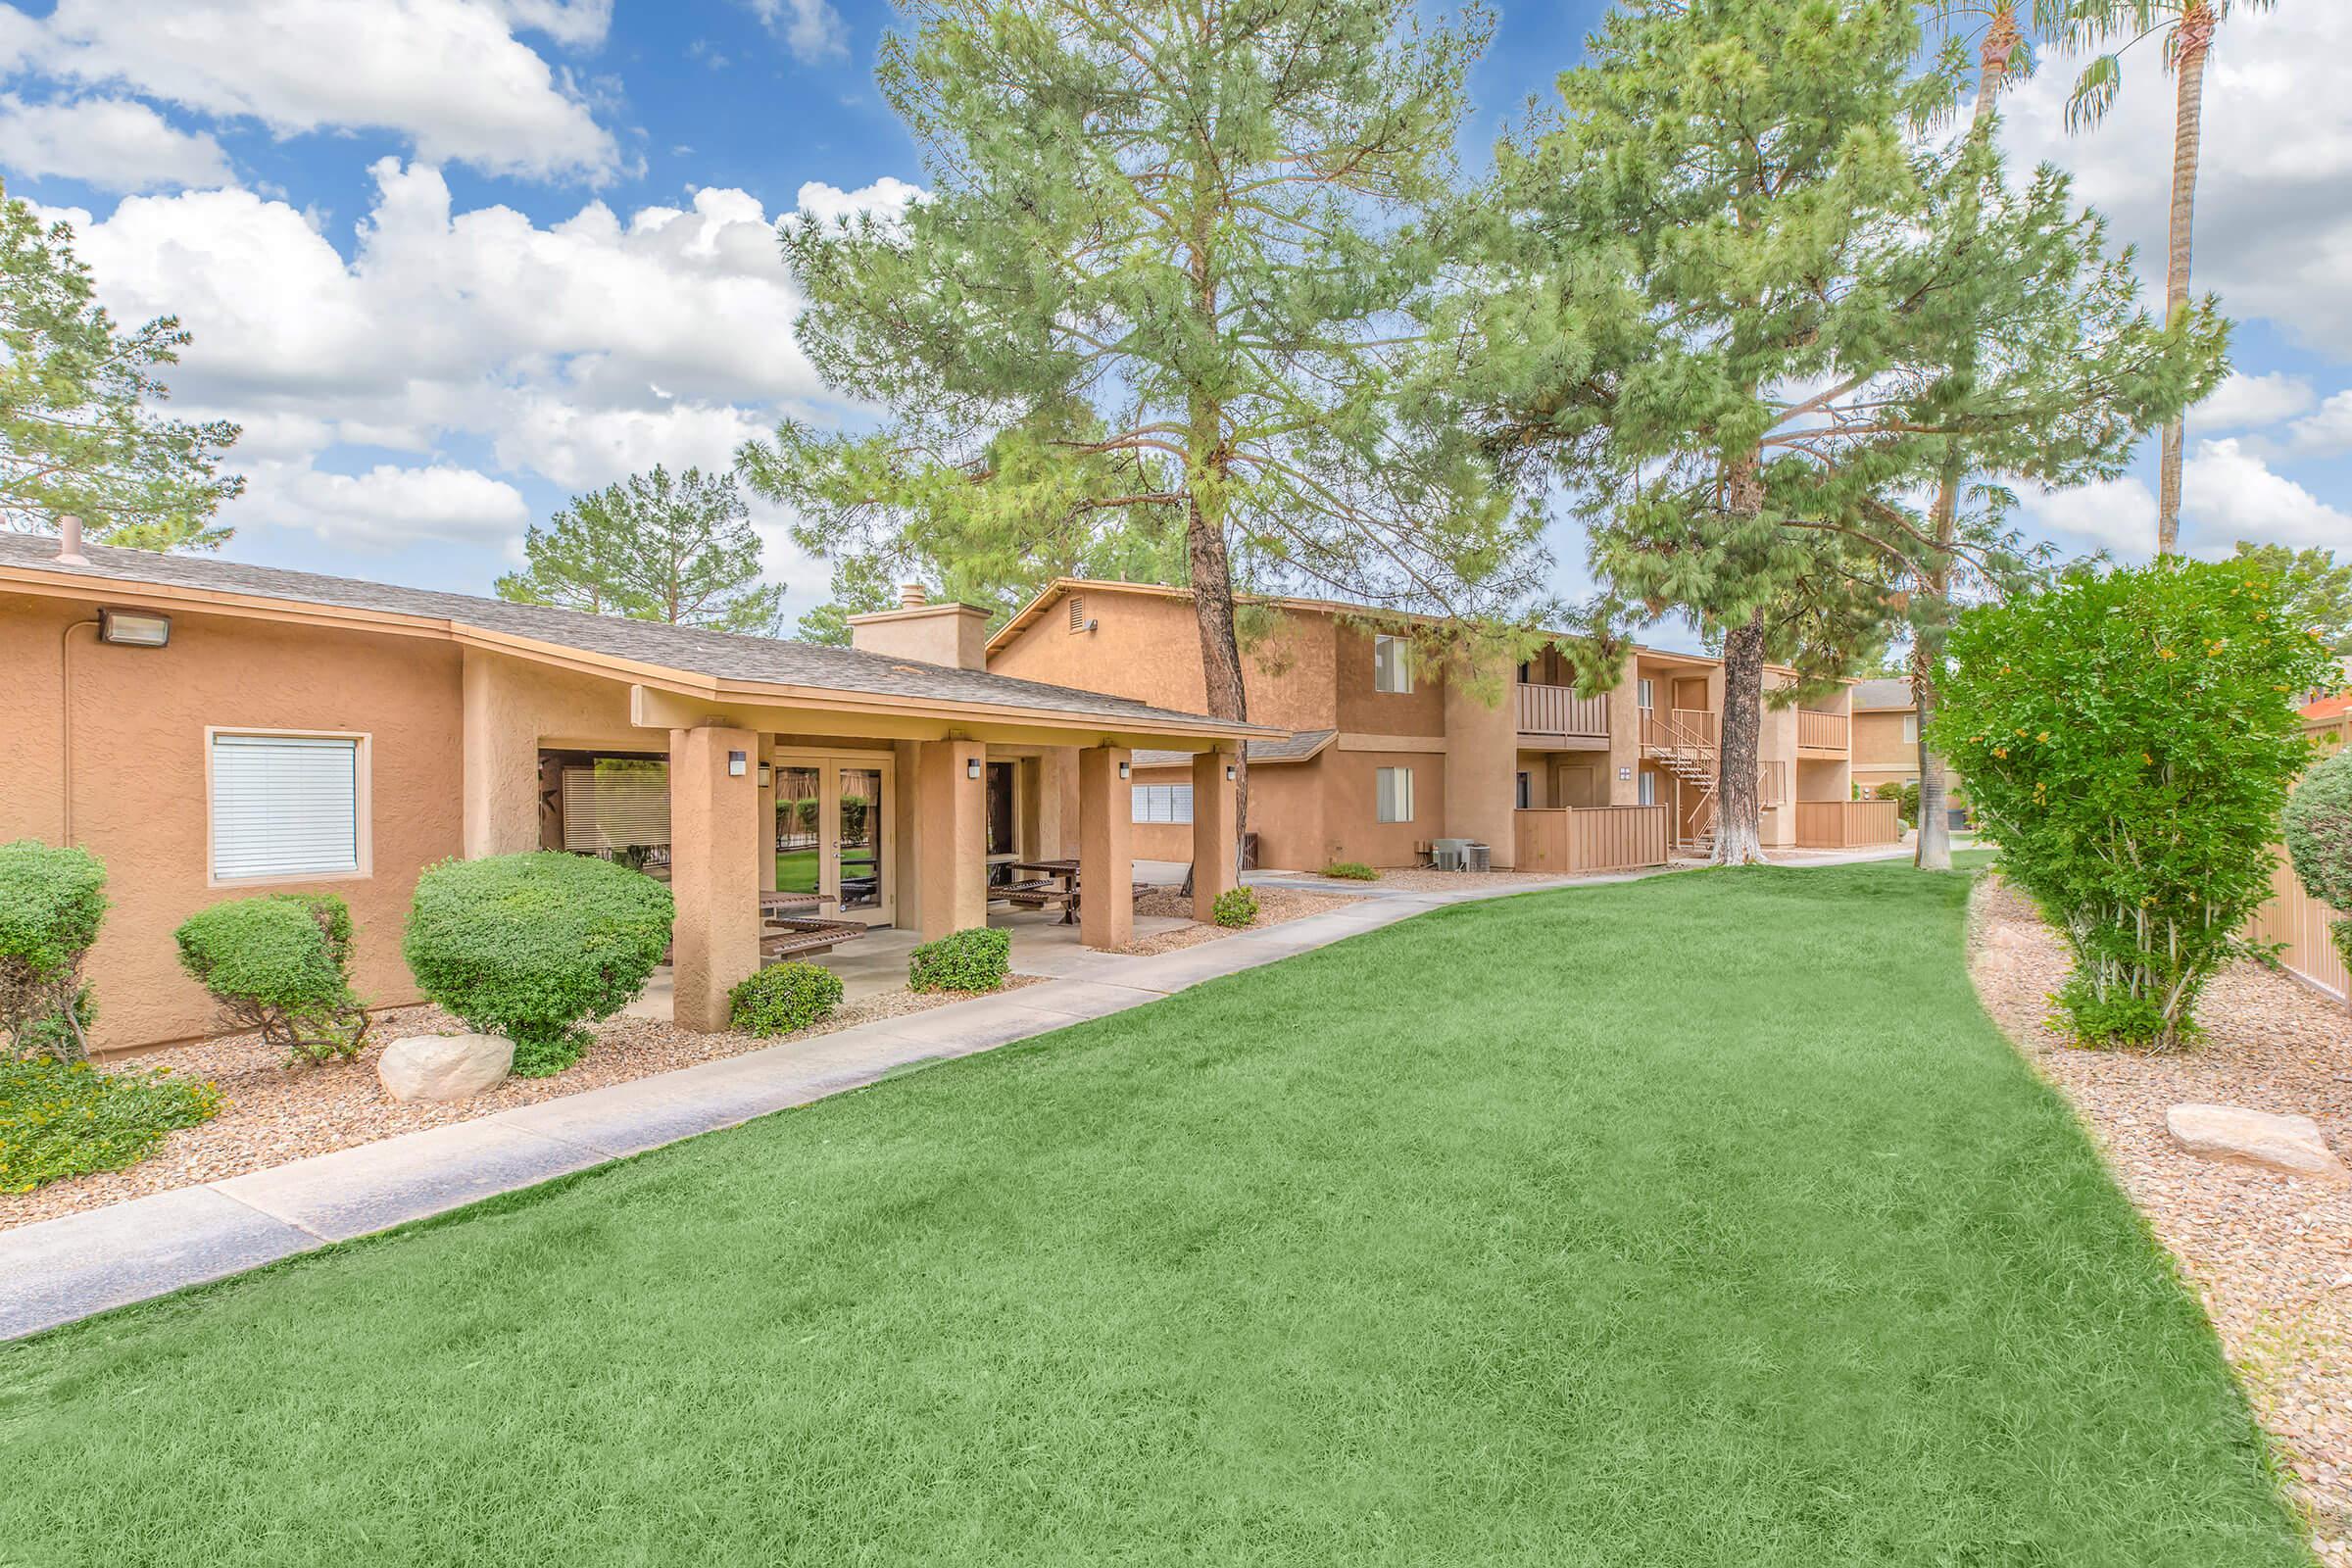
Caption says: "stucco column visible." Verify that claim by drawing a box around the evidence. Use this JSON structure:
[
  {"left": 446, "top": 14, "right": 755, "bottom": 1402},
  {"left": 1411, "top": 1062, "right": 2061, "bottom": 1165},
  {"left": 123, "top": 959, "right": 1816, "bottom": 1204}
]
[
  {"left": 1442, "top": 658, "right": 1518, "bottom": 868},
  {"left": 915, "top": 738, "right": 986, "bottom": 940},
  {"left": 1039, "top": 746, "right": 1081, "bottom": 858},
  {"left": 1079, "top": 746, "right": 1133, "bottom": 951},
  {"left": 756, "top": 736, "right": 777, "bottom": 895},
  {"left": 669, "top": 724, "right": 760, "bottom": 1033},
  {"left": 1190, "top": 751, "right": 1238, "bottom": 920},
  {"left": 1607, "top": 653, "right": 1642, "bottom": 805},
  {"left": 461, "top": 648, "right": 542, "bottom": 858}
]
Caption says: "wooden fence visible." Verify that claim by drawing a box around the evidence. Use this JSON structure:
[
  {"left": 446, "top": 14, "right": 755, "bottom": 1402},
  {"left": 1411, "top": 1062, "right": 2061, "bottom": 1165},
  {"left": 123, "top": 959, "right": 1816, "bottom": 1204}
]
[
  {"left": 1514, "top": 805, "right": 1673, "bottom": 873},
  {"left": 1792, "top": 798, "right": 1902, "bottom": 849},
  {"left": 1796, "top": 708, "right": 1849, "bottom": 751},
  {"left": 2248, "top": 858, "right": 2348, "bottom": 1002},
  {"left": 1514, "top": 682, "right": 1610, "bottom": 738}
]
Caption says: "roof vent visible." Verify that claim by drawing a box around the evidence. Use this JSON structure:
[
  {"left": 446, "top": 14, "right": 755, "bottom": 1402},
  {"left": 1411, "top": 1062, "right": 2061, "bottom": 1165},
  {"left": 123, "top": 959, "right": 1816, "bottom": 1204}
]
[
  {"left": 54, "top": 513, "right": 88, "bottom": 566},
  {"left": 899, "top": 582, "right": 927, "bottom": 610}
]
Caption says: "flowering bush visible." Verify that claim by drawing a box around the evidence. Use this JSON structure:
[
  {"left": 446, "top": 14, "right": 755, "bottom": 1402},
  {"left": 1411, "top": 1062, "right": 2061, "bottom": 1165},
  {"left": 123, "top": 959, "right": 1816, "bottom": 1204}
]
[{"left": 1934, "top": 559, "right": 2336, "bottom": 1050}]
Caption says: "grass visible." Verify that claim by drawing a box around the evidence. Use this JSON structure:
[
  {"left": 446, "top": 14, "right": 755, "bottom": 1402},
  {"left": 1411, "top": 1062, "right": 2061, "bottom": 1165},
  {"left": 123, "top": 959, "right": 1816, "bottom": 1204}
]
[
  {"left": 0, "top": 863, "right": 2304, "bottom": 1564},
  {"left": 774, "top": 846, "right": 818, "bottom": 893}
]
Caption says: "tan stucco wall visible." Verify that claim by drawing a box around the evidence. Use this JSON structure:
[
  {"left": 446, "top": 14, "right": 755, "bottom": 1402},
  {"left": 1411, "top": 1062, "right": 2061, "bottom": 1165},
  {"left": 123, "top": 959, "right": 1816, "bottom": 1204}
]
[
  {"left": 1334, "top": 624, "right": 1445, "bottom": 738},
  {"left": 1442, "top": 659, "right": 1517, "bottom": 867},
  {"left": 3, "top": 590, "right": 465, "bottom": 1051},
  {"left": 462, "top": 647, "right": 643, "bottom": 857},
  {"left": 1851, "top": 709, "right": 1915, "bottom": 772},
  {"left": 1322, "top": 751, "right": 1445, "bottom": 868},
  {"left": 848, "top": 604, "right": 991, "bottom": 670}
]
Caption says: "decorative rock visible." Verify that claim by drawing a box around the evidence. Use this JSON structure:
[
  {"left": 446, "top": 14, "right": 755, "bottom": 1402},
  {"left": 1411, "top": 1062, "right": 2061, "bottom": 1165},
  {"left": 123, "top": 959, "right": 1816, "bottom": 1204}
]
[
  {"left": 377, "top": 1033, "right": 514, "bottom": 1102},
  {"left": 2166, "top": 1103, "right": 2349, "bottom": 1184}
]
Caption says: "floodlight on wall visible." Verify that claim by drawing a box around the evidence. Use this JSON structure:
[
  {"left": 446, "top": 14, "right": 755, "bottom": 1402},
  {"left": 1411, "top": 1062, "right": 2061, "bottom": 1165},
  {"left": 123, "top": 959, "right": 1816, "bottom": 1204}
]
[
  {"left": 97, "top": 608, "right": 171, "bottom": 648},
  {"left": 728, "top": 750, "right": 747, "bottom": 777},
  {"left": 966, "top": 758, "right": 982, "bottom": 780}
]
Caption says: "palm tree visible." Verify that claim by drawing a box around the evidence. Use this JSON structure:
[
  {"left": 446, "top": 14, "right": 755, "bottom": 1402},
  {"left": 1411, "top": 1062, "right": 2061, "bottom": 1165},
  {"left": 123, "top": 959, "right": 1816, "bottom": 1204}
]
[{"left": 2064, "top": 0, "right": 2274, "bottom": 558}]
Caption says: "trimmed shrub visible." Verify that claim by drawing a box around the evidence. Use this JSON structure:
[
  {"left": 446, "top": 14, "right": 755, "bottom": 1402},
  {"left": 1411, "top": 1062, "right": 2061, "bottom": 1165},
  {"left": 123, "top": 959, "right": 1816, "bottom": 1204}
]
[
  {"left": 1873, "top": 780, "right": 1920, "bottom": 829},
  {"left": 175, "top": 894, "right": 369, "bottom": 1064},
  {"left": 0, "top": 1057, "right": 220, "bottom": 1193},
  {"left": 0, "top": 841, "right": 108, "bottom": 1062},
  {"left": 730, "top": 961, "right": 844, "bottom": 1036},
  {"left": 908, "top": 926, "right": 1009, "bottom": 994},
  {"left": 1935, "top": 559, "right": 2337, "bottom": 1050},
  {"left": 2282, "top": 745, "right": 2352, "bottom": 976},
  {"left": 1319, "top": 861, "right": 1379, "bottom": 881},
  {"left": 1211, "top": 887, "right": 1259, "bottom": 928},
  {"left": 405, "top": 853, "right": 673, "bottom": 1077}
]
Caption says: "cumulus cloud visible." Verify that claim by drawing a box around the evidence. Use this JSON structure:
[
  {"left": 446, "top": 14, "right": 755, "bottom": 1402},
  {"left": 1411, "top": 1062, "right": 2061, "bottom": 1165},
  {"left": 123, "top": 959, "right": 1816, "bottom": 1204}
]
[
  {"left": 492, "top": 398, "right": 772, "bottom": 491},
  {"left": 795, "top": 175, "right": 925, "bottom": 227},
  {"left": 745, "top": 0, "right": 849, "bottom": 64},
  {"left": 2195, "top": 370, "right": 2316, "bottom": 432},
  {"left": 2284, "top": 390, "right": 2352, "bottom": 458},
  {"left": 2180, "top": 437, "right": 2352, "bottom": 552},
  {"left": 0, "top": 93, "right": 231, "bottom": 190},
  {"left": 17, "top": 0, "right": 619, "bottom": 182},
  {"left": 242, "top": 461, "right": 533, "bottom": 552},
  {"left": 2019, "top": 475, "right": 2158, "bottom": 556}
]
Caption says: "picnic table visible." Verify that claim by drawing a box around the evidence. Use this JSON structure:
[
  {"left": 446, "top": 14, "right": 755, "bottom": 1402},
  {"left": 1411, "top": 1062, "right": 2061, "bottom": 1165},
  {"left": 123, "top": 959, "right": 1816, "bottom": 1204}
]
[
  {"left": 757, "top": 889, "right": 864, "bottom": 961},
  {"left": 1004, "top": 858, "right": 1081, "bottom": 923}
]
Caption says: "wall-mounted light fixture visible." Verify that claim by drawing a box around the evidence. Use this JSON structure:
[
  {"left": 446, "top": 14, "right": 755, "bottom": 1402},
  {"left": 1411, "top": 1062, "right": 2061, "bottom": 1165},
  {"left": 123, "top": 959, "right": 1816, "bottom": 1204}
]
[
  {"left": 965, "top": 758, "right": 982, "bottom": 780},
  {"left": 1224, "top": 763, "right": 1238, "bottom": 781},
  {"left": 98, "top": 608, "right": 171, "bottom": 648},
  {"left": 728, "top": 749, "right": 747, "bottom": 777},
  {"left": 758, "top": 763, "right": 772, "bottom": 789},
  {"left": 1117, "top": 760, "right": 1131, "bottom": 780}
]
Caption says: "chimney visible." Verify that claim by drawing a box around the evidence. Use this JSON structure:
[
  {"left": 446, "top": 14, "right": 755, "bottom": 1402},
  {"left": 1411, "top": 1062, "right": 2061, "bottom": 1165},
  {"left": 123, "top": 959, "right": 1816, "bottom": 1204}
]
[
  {"left": 899, "top": 582, "right": 928, "bottom": 610},
  {"left": 55, "top": 514, "right": 88, "bottom": 566},
  {"left": 847, "top": 589, "right": 993, "bottom": 670}
]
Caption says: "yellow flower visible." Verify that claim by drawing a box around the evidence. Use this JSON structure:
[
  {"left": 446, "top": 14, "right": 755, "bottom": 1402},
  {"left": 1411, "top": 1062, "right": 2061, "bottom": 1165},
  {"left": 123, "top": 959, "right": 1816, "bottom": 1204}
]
[
  {"left": 2035, "top": 731, "right": 2049, "bottom": 743},
  {"left": 1993, "top": 747, "right": 2008, "bottom": 759}
]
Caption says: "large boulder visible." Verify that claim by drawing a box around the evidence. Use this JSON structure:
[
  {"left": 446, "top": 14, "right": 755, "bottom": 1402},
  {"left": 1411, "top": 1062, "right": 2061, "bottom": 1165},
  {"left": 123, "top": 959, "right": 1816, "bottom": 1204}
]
[
  {"left": 2166, "top": 1103, "right": 2348, "bottom": 1184},
  {"left": 377, "top": 1033, "right": 514, "bottom": 1102}
]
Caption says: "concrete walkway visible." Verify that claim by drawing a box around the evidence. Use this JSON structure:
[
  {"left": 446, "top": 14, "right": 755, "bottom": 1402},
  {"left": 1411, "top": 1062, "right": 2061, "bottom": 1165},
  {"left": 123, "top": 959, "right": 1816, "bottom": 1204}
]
[{"left": 0, "top": 844, "right": 1924, "bottom": 1340}]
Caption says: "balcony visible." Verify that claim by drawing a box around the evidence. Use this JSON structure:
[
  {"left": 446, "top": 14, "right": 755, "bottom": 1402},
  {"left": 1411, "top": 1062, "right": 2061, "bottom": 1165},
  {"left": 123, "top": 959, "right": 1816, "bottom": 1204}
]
[
  {"left": 1796, "top": 708, "right": 1848, "bottom": 753},
  {"left": 1516, "top": 681, "right": 1610, "bottom": 739}
]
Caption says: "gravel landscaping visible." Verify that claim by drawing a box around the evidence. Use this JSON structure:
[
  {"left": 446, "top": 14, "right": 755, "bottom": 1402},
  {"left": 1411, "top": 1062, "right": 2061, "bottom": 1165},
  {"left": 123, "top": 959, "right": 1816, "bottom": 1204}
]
[
  {"left": 1123, "top": 885, "right": 1363, "bottom": 954},
  {"left": 0, "top": 976, "right": 1038, "bottom": 1234},
  {"left": 1970, "top": 874, "right": 2352, "bottom": 1562}
]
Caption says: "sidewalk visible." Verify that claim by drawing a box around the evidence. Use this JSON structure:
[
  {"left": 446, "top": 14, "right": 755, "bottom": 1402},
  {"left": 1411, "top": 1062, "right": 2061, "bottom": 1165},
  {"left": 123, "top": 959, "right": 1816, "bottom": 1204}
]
[{"left": 0, "top": 847, "right": 1922, "bottom": 1340}]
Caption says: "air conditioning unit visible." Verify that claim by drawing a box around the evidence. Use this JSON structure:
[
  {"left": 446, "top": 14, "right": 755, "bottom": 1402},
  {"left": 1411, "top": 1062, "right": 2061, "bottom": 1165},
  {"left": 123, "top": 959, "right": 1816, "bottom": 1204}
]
[
  {"left": 1465, "top": 842, "right": 1492, "bottom": 873},
  {"left": 1431, "top": 836, "right": 1472, "bottom": 872}
]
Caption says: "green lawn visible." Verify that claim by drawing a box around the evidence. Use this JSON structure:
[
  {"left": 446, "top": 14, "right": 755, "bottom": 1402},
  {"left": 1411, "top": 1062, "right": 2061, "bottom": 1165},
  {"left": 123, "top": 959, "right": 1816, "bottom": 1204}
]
[{"left": 0, "top": 863, "right": 2305, "bottom": 1564}]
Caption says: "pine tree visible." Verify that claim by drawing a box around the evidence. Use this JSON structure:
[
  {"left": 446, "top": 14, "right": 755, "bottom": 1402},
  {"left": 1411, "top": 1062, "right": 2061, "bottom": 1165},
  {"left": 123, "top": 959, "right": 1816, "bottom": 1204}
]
[
  {"left": 739, "top": 0, "right": 1545, "bottom": 855},
  {"left": 496, "top": 466, "right": 784, "bottom": 635}
]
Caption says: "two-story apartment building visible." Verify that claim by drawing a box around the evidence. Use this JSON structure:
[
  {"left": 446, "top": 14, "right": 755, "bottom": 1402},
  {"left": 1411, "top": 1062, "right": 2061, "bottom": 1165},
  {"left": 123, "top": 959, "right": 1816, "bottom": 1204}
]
[
  {"left": 986, "top": 579, "right": 1887, "bottom": 872},
  {"left": 1849, "top": 677, "right": 1965, "bottom": 827}
]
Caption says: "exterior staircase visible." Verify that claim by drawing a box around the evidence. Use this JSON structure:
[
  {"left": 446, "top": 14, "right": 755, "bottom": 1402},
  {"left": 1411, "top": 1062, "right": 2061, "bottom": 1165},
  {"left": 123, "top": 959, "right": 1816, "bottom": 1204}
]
[{"left": 1642, "top": 709, "right": 1719, "bottom": 855}]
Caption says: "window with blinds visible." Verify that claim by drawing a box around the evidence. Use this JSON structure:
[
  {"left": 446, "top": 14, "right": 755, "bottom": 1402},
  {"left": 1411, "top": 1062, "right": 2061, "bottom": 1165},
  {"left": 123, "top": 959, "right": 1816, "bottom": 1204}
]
[
  {"left": 210, "top": 733, "right": 362, "bottom": 881},
  {"left": 561, "top": 762, "right": 671, "bottom": 852},
  {"left": 1372, "top": 634, "right": 1412, "bottom": 694},
  {"left": 1131, "top": 783, "right": 1193, "bottom": 824},
  {"left": 1375, "top": 765, "right": 1413, "bottom": 823}
]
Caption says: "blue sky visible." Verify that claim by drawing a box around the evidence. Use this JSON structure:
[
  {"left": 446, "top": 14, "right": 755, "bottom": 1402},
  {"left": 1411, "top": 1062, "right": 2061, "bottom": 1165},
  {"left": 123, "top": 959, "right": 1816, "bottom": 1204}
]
[{"left": 0, "top": 0, "right": 2345, "bottom": 632}]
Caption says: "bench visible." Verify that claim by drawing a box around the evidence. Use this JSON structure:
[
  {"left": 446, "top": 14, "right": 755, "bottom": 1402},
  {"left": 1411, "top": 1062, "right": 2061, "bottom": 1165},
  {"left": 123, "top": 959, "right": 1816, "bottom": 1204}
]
[
  {"left": 1002, "top": 878, "right": 1072, "bottom": 913},
  {"left": 760, "top": 918, "right": 868, "bottom": 961}
]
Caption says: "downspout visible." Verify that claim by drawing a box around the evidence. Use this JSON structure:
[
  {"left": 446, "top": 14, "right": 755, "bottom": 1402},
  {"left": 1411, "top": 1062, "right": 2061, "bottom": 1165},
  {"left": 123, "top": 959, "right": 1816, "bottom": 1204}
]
[{"left": 59, "top": 616, "right": 99, "bottom": 845}]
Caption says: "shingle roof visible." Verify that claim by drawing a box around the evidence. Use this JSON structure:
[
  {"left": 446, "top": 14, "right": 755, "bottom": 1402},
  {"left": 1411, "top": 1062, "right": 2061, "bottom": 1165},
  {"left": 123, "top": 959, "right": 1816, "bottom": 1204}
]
[
  {"left": 0, "top": 534, "right": 1269, "bottom": 735},
  {"left": 1131, "top": 728, "right": 1336, "bottom": 769},
  {"left": 1849, "top": 677, "right": 1914, "bottom": 711}
]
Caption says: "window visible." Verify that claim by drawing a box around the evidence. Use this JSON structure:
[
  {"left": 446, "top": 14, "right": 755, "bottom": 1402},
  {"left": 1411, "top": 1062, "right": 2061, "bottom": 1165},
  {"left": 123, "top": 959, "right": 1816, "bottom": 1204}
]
[
  {"left": 1376, "top": 765, "right": 1414, "bottom": 823},
  {"left": 1372, "top": 634, "right": 1412, "bottom": 694},
  {"left": 985, "top": 760, "right": 1016, "bottom": 856},
  {"left": 562, "top": 760, "right": 670, "bottom": 853},
  {"left": 1901, "top": 712, "right": 1920, "bottom": 745},
  {"left": 210, "top": 732, "right": 363, "bottom": 882},
  {"left": 1515, "top": 770, "right": 1532, "bottom": 810},
  {"left": 1637, "top": 677, "right": 1654, "bottom": 710},
  {"left": 1132, "top": 783, "right": 1193, "bottom": 824},
  {"left": 1638, "top": 769, "right": 1655, "bottom": 807}
]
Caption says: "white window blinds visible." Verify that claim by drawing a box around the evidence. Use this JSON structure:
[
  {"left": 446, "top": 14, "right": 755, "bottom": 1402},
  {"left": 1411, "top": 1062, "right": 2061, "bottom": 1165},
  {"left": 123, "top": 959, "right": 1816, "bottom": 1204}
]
[
  {"left": 1131, "top": 783, "right": 1193, "bottom": 824},
  {"left": 562, "top": 763, "right": 671, "bottom": 852},
  {"left": 210, "top": 734, "right": 361, "bottom": 880},
  {"left": 1376, "top": 766, "right": 1413, "bottom": 823},
  {"left": 1372, "top": 634, "right": 1412, "bottom": 694}
]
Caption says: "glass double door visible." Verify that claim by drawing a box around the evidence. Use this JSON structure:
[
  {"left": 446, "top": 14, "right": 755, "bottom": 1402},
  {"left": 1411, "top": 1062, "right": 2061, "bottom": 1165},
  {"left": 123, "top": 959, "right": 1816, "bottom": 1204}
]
[{"left": 773, "top": 754, "right": 895, "bottom": 925}]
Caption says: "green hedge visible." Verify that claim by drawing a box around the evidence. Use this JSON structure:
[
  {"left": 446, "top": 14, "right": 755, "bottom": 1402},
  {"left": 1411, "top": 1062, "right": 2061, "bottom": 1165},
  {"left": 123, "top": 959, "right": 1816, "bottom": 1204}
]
[
  {"left": 1211, "top": 887, "right": 1260, "bottom": 928},
  {"left": 908, "top": 926, "right": 1009, "bottom": 994},
  {"left": 176, "top": 894, "right": 369, "bottom": 1064},
  {"left": 0, "top": 840, "right": 108, "bottom": 1062},
  {"left": 405, "top": 854, "right": 673, "bottom": 1077},
  {"left": 2282, "top": 746, "right": 2352, "bottom": 976},
  {"left": 0, "top": 1057, "right": 220, "bottom": 1193},
  {"left": 1319, "top": 861, "right": 1378, "bottom": 881},
  {"left": 1935, "top": 558, "right": 2337, "bottom": 1049},
  {"left": 729, "top": 962, "right": 845, "bottom": 1036}
]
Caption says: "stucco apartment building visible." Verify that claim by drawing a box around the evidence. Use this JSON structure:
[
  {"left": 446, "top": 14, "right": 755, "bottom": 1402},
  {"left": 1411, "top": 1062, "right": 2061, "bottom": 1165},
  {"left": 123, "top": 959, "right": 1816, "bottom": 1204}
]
[
  {"left": 5, "top": 533, "right": 1263, "bottom": 1053},
  {"left": 1848, "top": 677, "right": 1966, "bottom": 826},
  {"left": 985, "top": 579, "right": 1890, "bottom": 872}
]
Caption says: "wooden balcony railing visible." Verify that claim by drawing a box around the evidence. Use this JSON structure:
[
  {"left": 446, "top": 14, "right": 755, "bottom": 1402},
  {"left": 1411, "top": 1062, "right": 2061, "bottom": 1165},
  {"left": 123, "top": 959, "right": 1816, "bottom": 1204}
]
[
  {"left": 1797, "top": 709, "right": 1849, "bottom": 752},
  {"left": 1515, "top": 681, "right": 1610, "bottom": 738},
  {"left": 1642, "top": 708, "right": 1718, "bottom": 750},
  {"left": 1513, "top": 805, "right": 1672, "bottom": 873}
]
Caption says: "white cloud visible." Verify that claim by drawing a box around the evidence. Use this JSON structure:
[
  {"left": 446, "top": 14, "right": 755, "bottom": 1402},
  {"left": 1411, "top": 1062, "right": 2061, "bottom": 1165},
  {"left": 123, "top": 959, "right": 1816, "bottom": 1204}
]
[
  {"left": 1999, "top": 8, "right": 2352, "bottom": 358},
  {"left": 794, "top": 175, "right": 925, "bottom": 227},
  {"left": 0, "top": 93, "right": 231, "bottom": 190},
  {"left": 2020, "top": 474, "right": 2158, "bottom": 555},
  {"left": 2180, "top": 437, "right": 2352, "bottom": 552},
  {"left": 2285, "top": 390, "right": 2352, "bottom": 458},
  {"left": 745, "top": 0, "right": 848, "bottom": 64},
  {"left": 492, "top": 398, "right": 770, "bottom": 490},
  {"left": 2196, "top": 370, "right": 2315, "bottom": 432},
  {"left": 20, "top": 0, "right": 618, "bottom": 182},
  {"left": 244, "top": 461, "right": 531, "bottom": 552}
]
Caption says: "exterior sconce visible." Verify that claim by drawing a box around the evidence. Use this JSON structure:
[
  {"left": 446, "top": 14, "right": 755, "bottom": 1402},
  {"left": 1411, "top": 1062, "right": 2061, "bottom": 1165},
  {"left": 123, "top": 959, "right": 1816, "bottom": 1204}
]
[
  {"left": 1118, "top": 760, "right": 1131, "bottom": 780},
  {"left": 758, "top": 763, "right": 772, "bottom": 789},
  {"left": 727, "top": 750, "right": 747, "bottom": 777},
  {"left": 1224, "top": 763, "right": 1238, "bottom": 782},
  {"left": 965, "top": 758, "right": 982, "bottom": 780},
  {"left": 98, "top": 608, "right": 171, "bottom": 647}
]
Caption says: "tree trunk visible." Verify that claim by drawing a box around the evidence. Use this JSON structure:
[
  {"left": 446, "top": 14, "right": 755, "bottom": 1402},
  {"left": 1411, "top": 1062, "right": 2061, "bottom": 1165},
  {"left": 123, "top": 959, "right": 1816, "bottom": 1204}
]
[
  {"left": 2157, "top": 2, "right": 2213, "bottom": 558},
  {"left": 1714, "top": 608, "right": 1768, "bottom": 866},
  {"left": 1187, "top": 459, "right": 1250, "bottom": 876}
]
